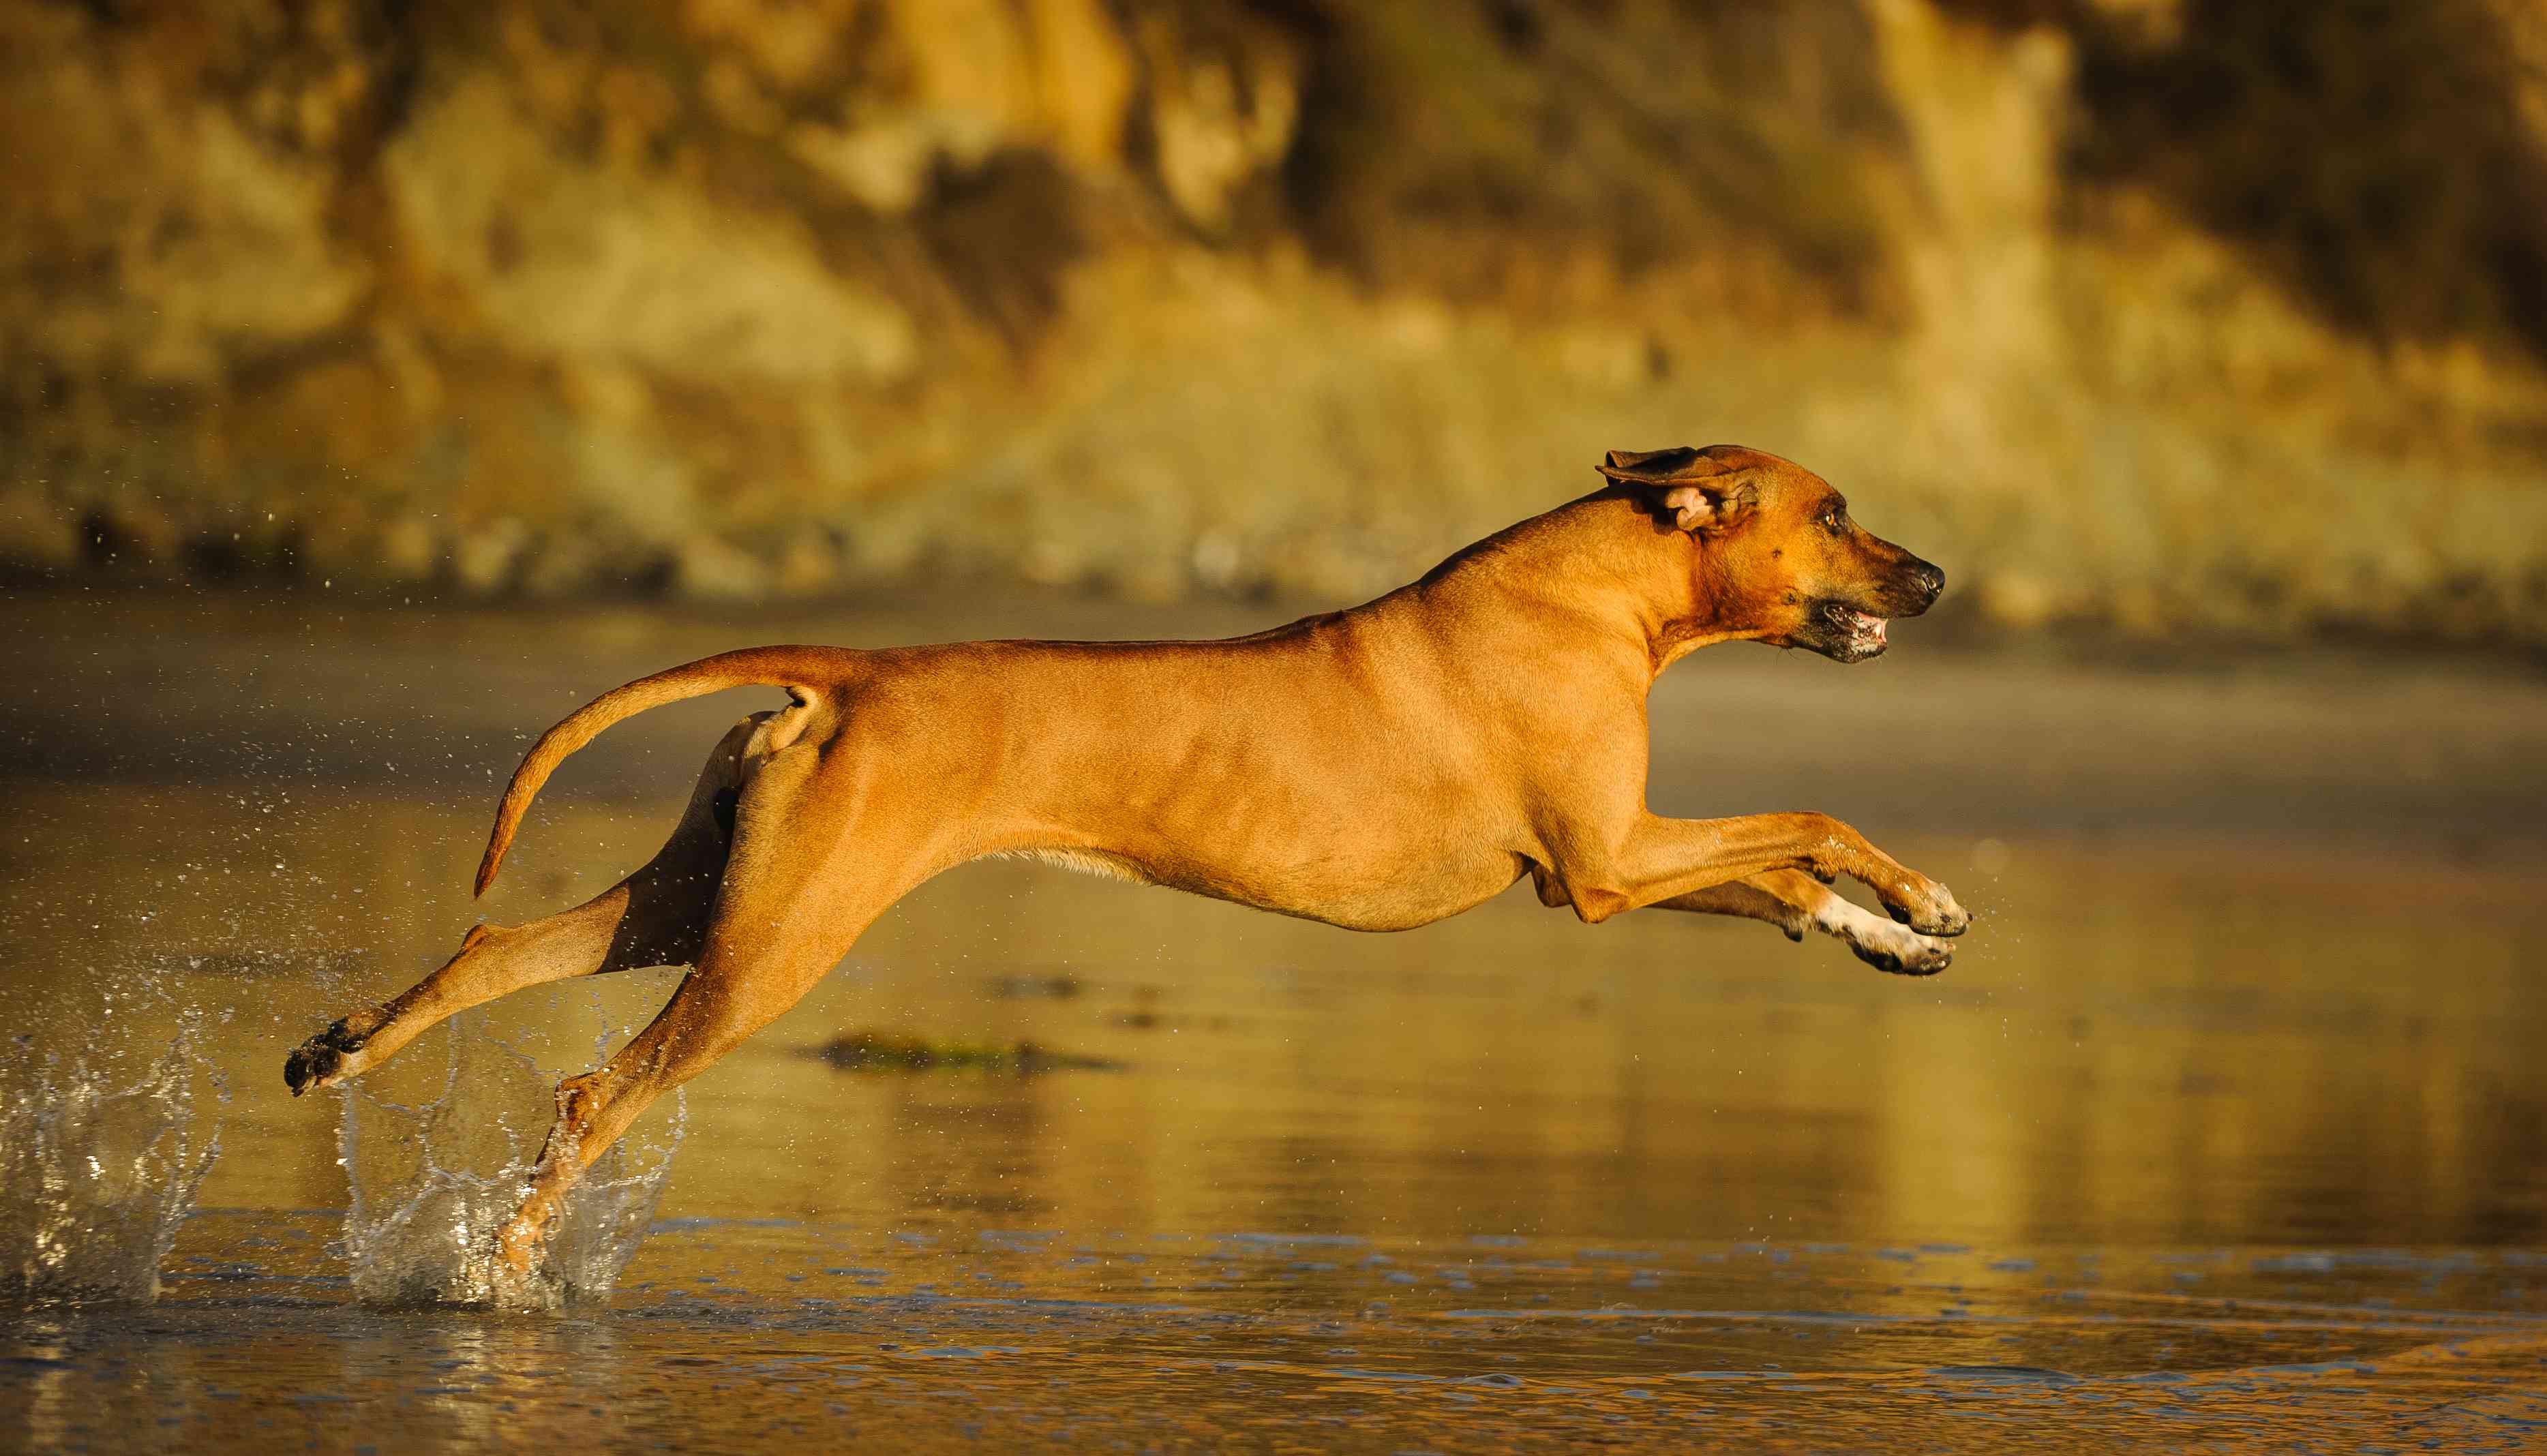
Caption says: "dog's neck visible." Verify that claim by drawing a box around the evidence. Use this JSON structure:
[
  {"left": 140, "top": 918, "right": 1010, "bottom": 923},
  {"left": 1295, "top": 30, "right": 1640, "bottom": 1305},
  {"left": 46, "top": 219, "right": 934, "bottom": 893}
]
[{"left": 1416, "top": 491, "right": 1768, "bottom": 675}]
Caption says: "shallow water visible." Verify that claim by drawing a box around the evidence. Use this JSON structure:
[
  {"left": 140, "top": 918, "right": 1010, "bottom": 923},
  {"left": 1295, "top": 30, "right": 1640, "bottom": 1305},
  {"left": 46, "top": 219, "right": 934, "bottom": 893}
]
[
  {"left": 0, "top": 981, "right": 220, "bottom": 1305},
  {"left": 3, "top": 593, "right": 2545, "bottom": 1449},
  {"left": 14, "top": 1222, "right": 2547, "bottom": 1451},
  {"left": 335, "top": 1003, "right": 683, "bottom": 1310}
]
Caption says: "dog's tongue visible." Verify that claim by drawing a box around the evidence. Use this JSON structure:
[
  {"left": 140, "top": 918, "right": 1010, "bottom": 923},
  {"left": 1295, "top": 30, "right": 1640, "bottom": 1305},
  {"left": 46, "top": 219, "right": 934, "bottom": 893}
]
[{"left": 1870, "top": 616, "right": 1888, "bottom": 643}]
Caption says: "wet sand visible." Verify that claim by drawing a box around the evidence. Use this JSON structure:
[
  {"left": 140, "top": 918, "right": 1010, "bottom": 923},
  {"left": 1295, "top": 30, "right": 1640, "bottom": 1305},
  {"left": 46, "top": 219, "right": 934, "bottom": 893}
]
[{"left": 3, "top": 589, "right": 2545, "bottom": 1449}]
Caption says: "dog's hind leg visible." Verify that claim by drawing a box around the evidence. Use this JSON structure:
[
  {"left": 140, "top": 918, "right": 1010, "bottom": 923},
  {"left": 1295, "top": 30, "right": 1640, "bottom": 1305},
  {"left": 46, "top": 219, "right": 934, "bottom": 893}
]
[
  {"left": 1653, "top": 870, "right": 1953, "bottom": 975},
  {"left": 283, "top": 715, "right": 769, "bottom": 1096},
  {"left": 493, "top": 746, "right": 943, "bottom": 1273}
]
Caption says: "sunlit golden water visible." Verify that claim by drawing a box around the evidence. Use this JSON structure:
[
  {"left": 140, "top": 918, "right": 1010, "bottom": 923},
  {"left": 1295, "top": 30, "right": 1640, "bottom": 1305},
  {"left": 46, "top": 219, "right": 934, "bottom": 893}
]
[{"left": 3, "top": 595, "right": 2544, "bottom": 1449}]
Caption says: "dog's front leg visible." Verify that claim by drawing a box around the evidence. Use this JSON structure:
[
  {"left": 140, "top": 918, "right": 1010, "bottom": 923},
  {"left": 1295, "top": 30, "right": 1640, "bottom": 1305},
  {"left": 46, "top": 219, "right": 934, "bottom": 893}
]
[
  {"left": 1554, "top": 811, "right": 1966, "bottom": 937},
  {"left": 1654, "top": 870, "right": 1954, "bottom": 974}
]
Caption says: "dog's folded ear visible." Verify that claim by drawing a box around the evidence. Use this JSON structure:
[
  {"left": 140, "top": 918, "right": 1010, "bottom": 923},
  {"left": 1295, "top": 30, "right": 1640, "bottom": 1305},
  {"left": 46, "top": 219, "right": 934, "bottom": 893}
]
[
  {"left": 1597, "top": 447, "right": 1713, "bottom": 481},
  {"left": 1596, "top": 446, "right": 1756, "bottom": 533}
]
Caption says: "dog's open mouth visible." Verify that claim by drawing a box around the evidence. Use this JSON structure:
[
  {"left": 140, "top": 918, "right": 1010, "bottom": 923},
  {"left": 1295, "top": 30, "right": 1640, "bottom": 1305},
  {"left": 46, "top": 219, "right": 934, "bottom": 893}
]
[{"left": 1817, "top": 601, "right": 1890, "bottom": 661}]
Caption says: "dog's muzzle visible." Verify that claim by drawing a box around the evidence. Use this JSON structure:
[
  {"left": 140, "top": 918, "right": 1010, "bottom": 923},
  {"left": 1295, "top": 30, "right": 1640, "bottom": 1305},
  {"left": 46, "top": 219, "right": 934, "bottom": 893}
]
[{"left": 1896, "top": 559, "right": 1945, "bottom": 616}]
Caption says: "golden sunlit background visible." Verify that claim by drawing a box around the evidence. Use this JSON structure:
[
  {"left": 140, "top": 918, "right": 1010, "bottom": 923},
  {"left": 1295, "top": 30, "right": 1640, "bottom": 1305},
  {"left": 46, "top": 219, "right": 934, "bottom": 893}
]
[
  {"left": 4, "top": 4, "right": 2547, "bottom": 1448},
  {"left": 4, "top": 0, "right": 2545, "bottom": 643}
]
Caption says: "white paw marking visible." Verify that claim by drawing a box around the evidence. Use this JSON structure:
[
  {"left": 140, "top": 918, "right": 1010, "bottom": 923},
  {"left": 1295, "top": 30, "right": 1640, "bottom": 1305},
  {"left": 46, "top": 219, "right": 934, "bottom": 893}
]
[{"left": 1817, "top": 896, "right": 1952, "bottom": 972}]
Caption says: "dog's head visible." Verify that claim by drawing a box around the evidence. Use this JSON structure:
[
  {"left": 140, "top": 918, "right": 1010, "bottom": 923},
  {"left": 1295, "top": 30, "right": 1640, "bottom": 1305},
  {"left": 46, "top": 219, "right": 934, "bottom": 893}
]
[{"left": 1597, "top": 444, "right": 1942, "bottom": 663}]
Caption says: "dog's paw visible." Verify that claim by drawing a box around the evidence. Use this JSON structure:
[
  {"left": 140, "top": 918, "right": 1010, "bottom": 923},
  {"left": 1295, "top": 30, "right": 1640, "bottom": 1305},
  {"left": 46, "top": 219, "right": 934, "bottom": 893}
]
[
  {"left": 1846, "top": 920, "right": 1953, "bottom": 975},
  {"left": 284, "top": 1013, "right": 378, "bottom": 1096},
  {"left": 494, "top": 1207, "right": 554, "bottom": 1277},
  {"left": 1882, "top": 877, "right": 1969, "bottom": 939}
]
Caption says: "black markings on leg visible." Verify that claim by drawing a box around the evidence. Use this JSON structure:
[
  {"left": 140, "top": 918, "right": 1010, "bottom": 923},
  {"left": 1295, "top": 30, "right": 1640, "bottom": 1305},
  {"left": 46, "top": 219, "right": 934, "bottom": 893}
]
[{"left": 284, "top": 1016, "right": 370, "bottom": 1095}]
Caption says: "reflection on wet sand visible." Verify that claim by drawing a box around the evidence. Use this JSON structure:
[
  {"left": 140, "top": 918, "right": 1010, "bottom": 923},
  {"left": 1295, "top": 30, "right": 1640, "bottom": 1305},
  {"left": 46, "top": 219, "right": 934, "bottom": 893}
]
[
  {"left": 3, "top": 596, "right": 2544, "bottom": 1447},
  {"left": 9, "top": 779, "right": 2539, "bottom": 1254}
]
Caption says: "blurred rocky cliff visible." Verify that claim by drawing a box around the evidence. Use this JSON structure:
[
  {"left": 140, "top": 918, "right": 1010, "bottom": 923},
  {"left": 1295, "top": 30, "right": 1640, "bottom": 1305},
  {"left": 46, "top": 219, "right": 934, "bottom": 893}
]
[{"left": 5, "top": 0, "right": 2544, "bottom": 642}]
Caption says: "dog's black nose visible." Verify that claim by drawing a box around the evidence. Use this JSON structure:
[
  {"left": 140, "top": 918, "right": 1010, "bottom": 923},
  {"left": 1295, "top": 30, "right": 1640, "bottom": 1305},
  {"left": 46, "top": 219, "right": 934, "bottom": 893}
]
[{"left": 1912, "top": 560, "right": 1944, "bottom": 601}]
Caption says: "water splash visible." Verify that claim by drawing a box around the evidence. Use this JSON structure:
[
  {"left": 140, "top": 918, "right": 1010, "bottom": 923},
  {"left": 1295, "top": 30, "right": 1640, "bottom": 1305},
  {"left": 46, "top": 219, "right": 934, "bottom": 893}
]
[
  {"left": 337, "top": 999, "right": 683, "bottom": 1310},
  {"left": 0, "top": 1006, "right": 224, "bottom": 1306}
]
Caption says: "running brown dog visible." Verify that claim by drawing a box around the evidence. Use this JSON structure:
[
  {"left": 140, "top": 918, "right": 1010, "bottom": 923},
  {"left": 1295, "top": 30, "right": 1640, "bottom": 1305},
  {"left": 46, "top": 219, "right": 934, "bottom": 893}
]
[{"left": 286, "top": 444, "right": 1968, "bottom": 1272}]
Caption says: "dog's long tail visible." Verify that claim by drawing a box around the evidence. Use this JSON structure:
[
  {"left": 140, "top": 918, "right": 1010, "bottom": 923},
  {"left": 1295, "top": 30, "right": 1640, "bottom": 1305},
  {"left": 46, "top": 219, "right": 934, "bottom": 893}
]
[{"left": 474, "top": 646, "right": 845, "bottom": 897}]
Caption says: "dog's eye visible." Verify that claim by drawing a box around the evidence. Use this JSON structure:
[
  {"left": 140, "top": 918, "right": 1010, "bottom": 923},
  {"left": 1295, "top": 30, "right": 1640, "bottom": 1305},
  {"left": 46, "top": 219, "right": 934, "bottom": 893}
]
[{"left": 1820, "top": 508, "right": 1845, "bottom": 534}]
